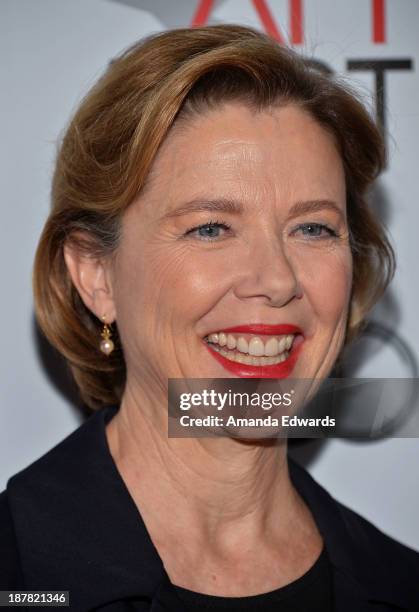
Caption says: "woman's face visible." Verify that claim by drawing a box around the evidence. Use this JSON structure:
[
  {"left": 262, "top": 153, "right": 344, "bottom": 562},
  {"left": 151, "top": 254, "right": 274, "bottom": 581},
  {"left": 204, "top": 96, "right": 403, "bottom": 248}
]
[{"left": 109, "top": 102, "right": 352, "bottom": 391}]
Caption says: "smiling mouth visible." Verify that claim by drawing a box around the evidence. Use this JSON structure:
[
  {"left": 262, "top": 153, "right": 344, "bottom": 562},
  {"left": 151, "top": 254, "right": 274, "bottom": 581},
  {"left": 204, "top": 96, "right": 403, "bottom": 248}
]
[{"left": 204, "top": 332, "right": 295, "bottom": 366}]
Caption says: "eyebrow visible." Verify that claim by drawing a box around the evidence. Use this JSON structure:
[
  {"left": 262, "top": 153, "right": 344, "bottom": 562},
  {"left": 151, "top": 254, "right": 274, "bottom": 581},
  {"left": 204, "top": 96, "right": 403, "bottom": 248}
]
[
  {"left": 287, "top": 199, "right": 345, "bottom": 220},
  {"left": 162, "top": 198, "right": 244, "bottom": 219},
  {"left": 161, "top": 198, "right": 344, "bottom": 220}
]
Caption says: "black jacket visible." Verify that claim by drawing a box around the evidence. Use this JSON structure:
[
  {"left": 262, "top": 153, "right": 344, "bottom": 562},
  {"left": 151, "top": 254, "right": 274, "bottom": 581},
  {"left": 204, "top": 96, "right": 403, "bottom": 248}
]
[{"left": 1, "top": 404, "right": 419, "bottom": 611}]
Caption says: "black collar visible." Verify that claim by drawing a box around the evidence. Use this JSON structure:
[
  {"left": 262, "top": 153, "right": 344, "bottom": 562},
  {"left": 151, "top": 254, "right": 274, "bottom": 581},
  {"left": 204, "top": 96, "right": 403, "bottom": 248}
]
[{"left": 7, "top": 405, "right": 417, "bottom": 611}]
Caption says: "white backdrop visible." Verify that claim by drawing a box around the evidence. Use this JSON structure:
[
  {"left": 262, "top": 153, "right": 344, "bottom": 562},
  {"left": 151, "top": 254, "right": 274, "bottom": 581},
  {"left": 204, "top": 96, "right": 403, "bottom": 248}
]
[{"left": 1, "top": 0, "right": 418, "bottom": 549}]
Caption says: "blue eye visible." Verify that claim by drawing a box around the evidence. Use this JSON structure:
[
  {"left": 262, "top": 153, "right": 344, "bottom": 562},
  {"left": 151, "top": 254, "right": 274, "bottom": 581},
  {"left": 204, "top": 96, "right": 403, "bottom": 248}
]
[
  {"left": 185, "top": 220, "right": 231, "bottom": 241},
  {"left": 294, "top": 223, "right": 338, "bottom": 238},
  {"left": 183, "top": 220, "right": 338, "bottom": 242}
]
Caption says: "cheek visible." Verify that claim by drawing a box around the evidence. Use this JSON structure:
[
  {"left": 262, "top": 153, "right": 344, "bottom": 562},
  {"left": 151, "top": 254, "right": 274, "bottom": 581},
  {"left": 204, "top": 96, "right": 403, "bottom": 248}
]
[
  {"left": 156, "top": 245, "right": 233, "bottom": 326},
  {"left": 114, "top": 239, "right": 228, "bottom": 337},
  {"left": 296, "top": 247, "right": 353, "bottom": 323}
]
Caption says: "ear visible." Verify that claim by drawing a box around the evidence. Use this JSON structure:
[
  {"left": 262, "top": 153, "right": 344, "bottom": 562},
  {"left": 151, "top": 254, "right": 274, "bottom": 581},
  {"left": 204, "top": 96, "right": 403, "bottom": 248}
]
[{"left": 63, "top": 234, "right": 117, "bottom": 323}]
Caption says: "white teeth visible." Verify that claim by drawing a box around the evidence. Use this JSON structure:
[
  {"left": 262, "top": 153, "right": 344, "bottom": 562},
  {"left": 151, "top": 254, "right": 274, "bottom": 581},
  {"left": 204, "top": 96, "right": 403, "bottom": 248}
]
[
  {"left": 264, "top": 337, "right": 279, "bottom": 356},
  {"left": 277, "top": 336, "right": 287, "bottom": 353},
  {"left": 248, "top": 337, "right": 265, "bottom": 357},
  {"left": 206, "top": 332, "right": 296, "bottom": 356},
  {"left": 237, "top": 336, "right": 248, "bottom": 354},
  {"left": 226, "top": 334, "right": 236, "bottom": 350},
  {"left": 211, "top": 344, "right": 289, "bottom": 366},
  {"left": 285, "top": 335, "right": 293, "bottom": 350}
]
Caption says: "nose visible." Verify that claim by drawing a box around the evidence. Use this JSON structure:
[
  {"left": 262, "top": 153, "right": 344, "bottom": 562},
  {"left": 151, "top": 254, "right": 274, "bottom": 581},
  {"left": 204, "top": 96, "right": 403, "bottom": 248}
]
[{"left": 233, "top": 234, "right": 302, "bottom": 308}]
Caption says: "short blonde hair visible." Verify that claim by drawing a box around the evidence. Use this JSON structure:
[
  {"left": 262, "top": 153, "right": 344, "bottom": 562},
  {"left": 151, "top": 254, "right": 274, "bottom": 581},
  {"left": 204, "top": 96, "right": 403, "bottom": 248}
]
[{"left": 33, "top": 25, "right": 395, "bottom": 409}]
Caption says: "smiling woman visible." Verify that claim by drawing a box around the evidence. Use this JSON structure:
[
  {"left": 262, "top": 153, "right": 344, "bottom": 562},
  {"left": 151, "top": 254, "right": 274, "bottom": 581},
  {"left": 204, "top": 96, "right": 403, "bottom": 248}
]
[
  {"left": 35, "top": 26, "right": 390, "bottom": 408},
  {"left": 1, "top": 24, "right": 419, "bottom": 612}
]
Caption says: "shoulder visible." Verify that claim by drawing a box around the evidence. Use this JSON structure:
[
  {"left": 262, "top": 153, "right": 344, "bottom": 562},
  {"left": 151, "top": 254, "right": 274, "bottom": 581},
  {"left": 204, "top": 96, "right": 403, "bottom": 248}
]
[
  {"left": 0, "top": 490, "right": 24, "bottom": 588},
  {"left": 289, "top": 458, "right": 419, "bottom": 608},
  {"left": 0, "top": 411, "right": 101, "bottom": 589},
  {"left": 1, "top": 406, "right": 167, "bottom": 606},
  {"left": 336, "top": 497, "right": 419, "bottom": 608},
  {"left": 338, "top": 494, "right": 419, "bottom": 572}
]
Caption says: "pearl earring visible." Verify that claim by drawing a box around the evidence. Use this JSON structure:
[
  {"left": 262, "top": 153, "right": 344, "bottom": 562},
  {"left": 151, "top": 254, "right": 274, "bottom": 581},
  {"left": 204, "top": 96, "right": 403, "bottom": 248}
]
[{"left": 100, "top": 316, "right": 115, "bottom": 356}]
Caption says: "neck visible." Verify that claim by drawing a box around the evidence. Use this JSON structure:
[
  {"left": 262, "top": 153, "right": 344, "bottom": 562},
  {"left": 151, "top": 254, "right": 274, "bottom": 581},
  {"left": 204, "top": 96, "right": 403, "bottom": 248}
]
[{"left": 106, "top": 380, "right": 317, "bottom": 555}]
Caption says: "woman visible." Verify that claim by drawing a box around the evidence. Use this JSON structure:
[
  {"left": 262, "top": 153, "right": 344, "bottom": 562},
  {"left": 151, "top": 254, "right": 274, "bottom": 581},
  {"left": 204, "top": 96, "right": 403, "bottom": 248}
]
[{"left": 1, "top": 24, "right": 418, "bottom": 611}]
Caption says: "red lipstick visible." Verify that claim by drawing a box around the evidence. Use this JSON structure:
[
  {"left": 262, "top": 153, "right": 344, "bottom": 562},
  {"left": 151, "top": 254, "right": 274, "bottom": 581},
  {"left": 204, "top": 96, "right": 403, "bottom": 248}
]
[{"left": 204, "top": 324, "right": 304, "bottom": 378}]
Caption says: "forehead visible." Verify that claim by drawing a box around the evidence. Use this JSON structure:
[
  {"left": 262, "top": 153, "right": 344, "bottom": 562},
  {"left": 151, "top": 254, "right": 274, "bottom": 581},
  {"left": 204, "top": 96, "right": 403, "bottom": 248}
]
[{"left": 140, "top": 102, "right": 345, "bottom": 213}]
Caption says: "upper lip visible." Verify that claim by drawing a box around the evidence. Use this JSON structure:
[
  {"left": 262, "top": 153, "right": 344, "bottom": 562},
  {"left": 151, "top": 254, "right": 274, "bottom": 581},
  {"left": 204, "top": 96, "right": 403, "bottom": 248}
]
[{"left": 206, "top": 324, "right": 303, "bottom": 336}]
